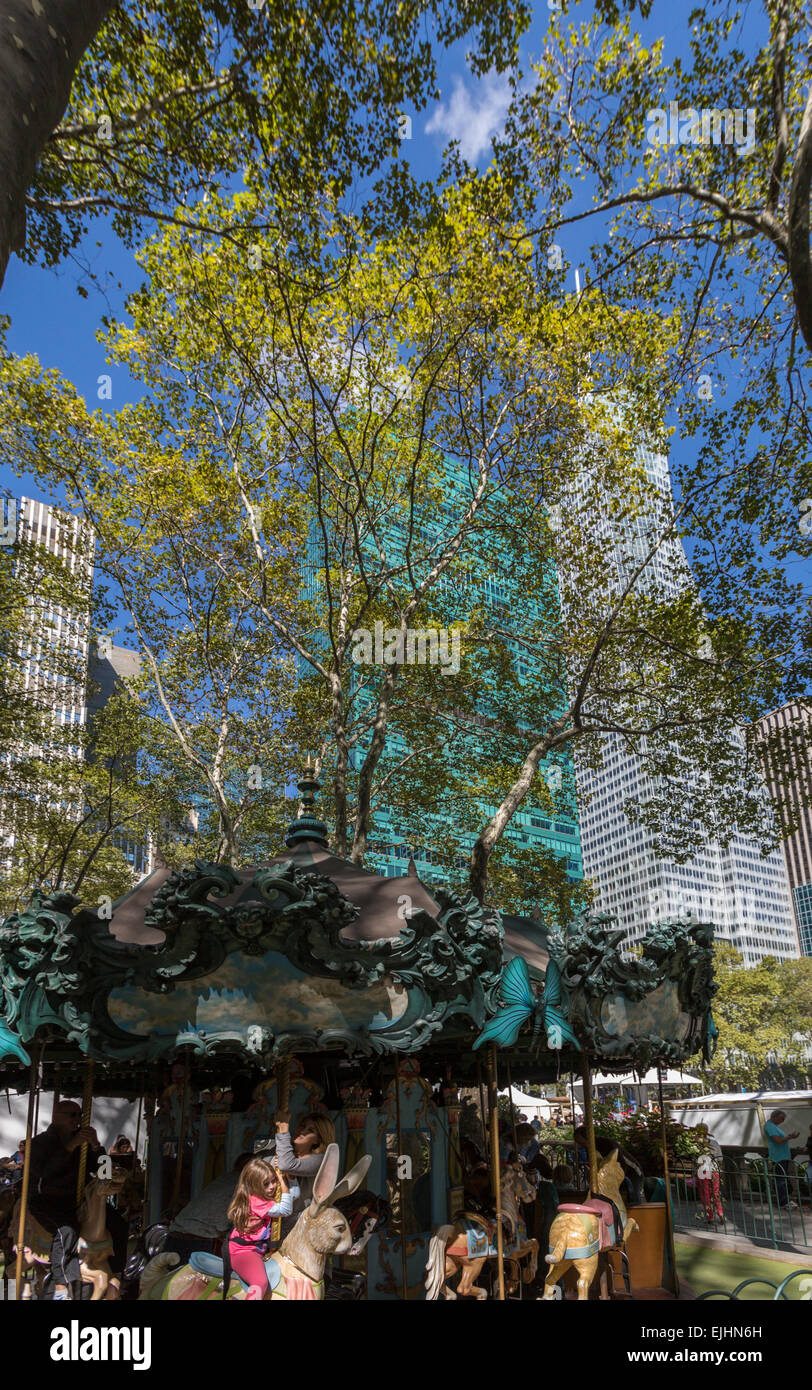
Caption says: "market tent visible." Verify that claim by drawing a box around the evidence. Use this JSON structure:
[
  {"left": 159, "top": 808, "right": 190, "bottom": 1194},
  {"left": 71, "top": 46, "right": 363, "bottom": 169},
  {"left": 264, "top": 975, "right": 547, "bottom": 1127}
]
[
  {"left": 499, "top": 1087, "right": 558, "bottom": 1117},
  {"left": 669, "top": 1089, "right": 812, "bottom": 1107},
  {"left": 573, "top": 1069, "right": 703, "bottom": 1092}
]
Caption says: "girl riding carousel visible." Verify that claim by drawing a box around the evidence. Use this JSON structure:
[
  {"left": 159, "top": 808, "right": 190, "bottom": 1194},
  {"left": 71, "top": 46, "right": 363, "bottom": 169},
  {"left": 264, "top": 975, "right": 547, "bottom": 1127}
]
[{"left": 226, "top": 1157, "right": 295, "bottom": 1300}]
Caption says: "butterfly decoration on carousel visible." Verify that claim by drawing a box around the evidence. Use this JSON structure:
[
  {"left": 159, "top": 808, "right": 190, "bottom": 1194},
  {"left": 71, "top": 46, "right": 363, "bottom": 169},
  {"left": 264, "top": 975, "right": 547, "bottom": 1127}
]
[{"left": 473, "top": 955, "right": 580, "bottom": 1053}]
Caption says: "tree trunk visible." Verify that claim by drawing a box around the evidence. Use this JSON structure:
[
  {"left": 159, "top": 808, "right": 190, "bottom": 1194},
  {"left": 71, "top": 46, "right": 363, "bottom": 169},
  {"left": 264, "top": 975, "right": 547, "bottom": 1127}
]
[
  {"left": 0, "top": 0, "right": 115, "bottom": 287},
  {"left": 788, "top": 89, "right": 812, "bottom": 356}
]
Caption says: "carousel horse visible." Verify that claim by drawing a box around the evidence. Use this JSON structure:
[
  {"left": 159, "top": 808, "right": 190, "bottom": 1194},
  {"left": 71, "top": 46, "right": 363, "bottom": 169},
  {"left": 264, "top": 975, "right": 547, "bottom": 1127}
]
[
  {"left": 140, "top": 1144, "right": 372, "bottom": 1301},
  {"left": 424, "top": 1160, "right": 540, "bottom": 1301},
  {"left": 541, "top": 1147, "right": 638, "bottom": 1301},
  {"left": 12, "top": 1165, "right": 128, "bottom": 1300}
]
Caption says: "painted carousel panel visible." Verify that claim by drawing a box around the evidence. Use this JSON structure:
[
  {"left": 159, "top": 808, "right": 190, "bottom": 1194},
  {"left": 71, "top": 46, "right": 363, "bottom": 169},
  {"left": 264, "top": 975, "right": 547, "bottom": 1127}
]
[{"left": 108, "top": 949, "right": 409, "bottom": 1045}]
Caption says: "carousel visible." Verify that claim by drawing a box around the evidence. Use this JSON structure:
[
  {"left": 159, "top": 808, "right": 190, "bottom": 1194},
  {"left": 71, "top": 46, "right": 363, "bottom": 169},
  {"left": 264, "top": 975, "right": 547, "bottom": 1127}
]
[{"left": 0, "top": 763, "right": 718, "bottom": 1301}]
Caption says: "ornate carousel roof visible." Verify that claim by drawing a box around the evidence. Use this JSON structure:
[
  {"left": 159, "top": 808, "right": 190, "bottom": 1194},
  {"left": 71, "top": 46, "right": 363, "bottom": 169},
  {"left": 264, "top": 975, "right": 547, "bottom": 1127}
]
[{"left": 0, "top": 766, "right": 718, "bottom": 1080}]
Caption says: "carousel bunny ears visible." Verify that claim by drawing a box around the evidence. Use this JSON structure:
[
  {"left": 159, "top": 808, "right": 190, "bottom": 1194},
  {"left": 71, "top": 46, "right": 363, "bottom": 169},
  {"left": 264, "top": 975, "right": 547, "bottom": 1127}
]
[{"left": 311, "top": 1144, "right": 372, "bottom": 1215}]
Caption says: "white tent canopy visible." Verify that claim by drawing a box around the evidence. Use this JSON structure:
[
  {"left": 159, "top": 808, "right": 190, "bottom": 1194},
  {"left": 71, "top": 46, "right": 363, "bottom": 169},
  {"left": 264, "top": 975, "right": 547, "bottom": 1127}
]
[
  {"left": 499, "top": 1088, "right": 583, "bottom": 1120},
  {"left": 499, "top": 1088, "right": 558, "bottom": 1114},
  {"left": 572, "top": 1069, "right": 703, "bottom": 1093}
]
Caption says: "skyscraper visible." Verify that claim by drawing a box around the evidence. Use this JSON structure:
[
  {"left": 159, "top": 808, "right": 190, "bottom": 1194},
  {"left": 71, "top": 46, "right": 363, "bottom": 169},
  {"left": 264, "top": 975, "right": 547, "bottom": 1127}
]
[
  {"left": 308, "top": 457, "right": 584, "bottom": 898},
  {"left": 15, "top": 495, "right": 93, "bottom": 739},
  {"left": 0, "top": 497, "right": 154, "bottom": 892},
  {"left": 573, "top": 442, "right": 799, "bottom": 966},
  {"left": 758, "top": 700, "right": 812, "bottom": 957},
  {"left": 87, "top": 638, "right": 156, "bottom": 881}
]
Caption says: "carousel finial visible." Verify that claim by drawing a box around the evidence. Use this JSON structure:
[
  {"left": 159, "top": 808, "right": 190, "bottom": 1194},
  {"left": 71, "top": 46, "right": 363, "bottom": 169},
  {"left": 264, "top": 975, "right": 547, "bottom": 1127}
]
[{"left": 285, "top": 756, "right": 329, "bottom": 850}]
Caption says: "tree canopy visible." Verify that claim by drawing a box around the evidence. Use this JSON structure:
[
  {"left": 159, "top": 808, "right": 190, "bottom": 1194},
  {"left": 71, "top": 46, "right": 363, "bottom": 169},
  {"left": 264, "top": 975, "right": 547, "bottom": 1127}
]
[
  {"left": 1, "top": 173, "right": 799, "bottom": 915},
  {"left": 701, "top": 942, "right": 812, "bottom": 1090},
  {"left": 0, "top": 0, "right": 530, "bottom": 288}
]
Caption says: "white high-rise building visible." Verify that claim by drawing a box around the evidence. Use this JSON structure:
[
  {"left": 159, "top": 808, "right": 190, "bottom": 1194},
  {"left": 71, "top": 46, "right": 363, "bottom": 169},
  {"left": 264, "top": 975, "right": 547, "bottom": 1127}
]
[
  {"left": 572, "top": 439, "right": 799, "bottom": 967},
  {"left": 16, "top": 495, "right": 94, "bottom": 739},
  {"left": 1, "top": 497, "right": 154, "bottom": 887}
]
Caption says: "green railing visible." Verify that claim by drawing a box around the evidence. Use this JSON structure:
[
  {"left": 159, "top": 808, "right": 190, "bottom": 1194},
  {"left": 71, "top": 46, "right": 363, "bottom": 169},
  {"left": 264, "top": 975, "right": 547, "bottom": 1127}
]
[
  {"left": 697, "top": 1270, "right": 812, "bottom": 1300},
  {"left": 670, "top": 1156, "right": 812, "bottom": 1253}
]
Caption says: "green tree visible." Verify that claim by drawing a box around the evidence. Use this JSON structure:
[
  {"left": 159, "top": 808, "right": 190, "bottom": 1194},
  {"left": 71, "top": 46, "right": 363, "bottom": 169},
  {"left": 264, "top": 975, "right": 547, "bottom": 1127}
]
[
  {"left": 0, "top": 0, "right": 530, "bottom": 289},
  {"left": 1, "top": 177, "right": 797, "bottom": 916},
  {"left": 701, "top": 942, "right": 812, "bottom": 1091},
  {"left": 490, "top": 0, "right": 812, "bottom": 711},
  {"left": 0, "top": 684, "right": 185, "bottom": 918}
]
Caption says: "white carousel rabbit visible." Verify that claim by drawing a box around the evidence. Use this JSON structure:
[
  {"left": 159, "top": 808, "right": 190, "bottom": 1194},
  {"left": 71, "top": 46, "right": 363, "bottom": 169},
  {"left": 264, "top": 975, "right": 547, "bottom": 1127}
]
[{"left": 274, "top": 1143, "right": 372, "bottom": 1293}]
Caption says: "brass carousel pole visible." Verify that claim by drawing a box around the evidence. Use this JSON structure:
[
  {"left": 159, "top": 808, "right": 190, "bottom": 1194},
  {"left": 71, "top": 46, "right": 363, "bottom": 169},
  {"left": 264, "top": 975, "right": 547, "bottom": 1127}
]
[
  {"left": 169, "top": 1054, "right": 190, "bottom": 1217},
  {"left": 76, "top": 1056, "right": 95, "bottom": 1204},
  {"left": 486, "top": 1045, "right": 505, "bottom": 1301},
  {"left": 477, "top": 1060, "right": 488, "bottom": 1161},
  {"left": 134, "top": 1073, "right": 145, "bottom": 1158},
  {"left": 505, "top": 1058, "right": 519, "bottom": 1160},
  {"left": 141, "top": 1089, "right": 156, "bottom": 1232},
  {"left": 33, "top": 1060, "right": 41, "bottom": 1135},
  {"left": 14, "top": 1044, "right": 41, "bottom": 1299},
  {"left": 580, "top": 1054, "right": 599, "bottom": 1196},
  {"left": 394, "top": 1057, "right": 409, "bottom": 1302},
  {"left": 657, "top": 1065, "right": 680, "bottom": 1298}
]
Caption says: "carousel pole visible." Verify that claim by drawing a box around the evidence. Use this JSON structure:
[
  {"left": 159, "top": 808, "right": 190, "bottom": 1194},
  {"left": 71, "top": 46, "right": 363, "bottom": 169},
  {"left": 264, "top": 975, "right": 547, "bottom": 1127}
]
[
  {"left": 568, "top": 1071, "right": 580, "bottom": 1181},
  {"left": 134, "top": 1073, "right": 145, "bottom": 1158},
  {"left": 477, "top": 1060, "right": 488, "bottom": 1161},
  {"left": 486, "top": 1045, "right": 505, "bottom": 1301},
  {"left": 580, "top": 1054, "right": 599, "bottom": 1196},
  {"left": 51, "top": 1063, "right": 61, "bottom": 1120},
  {"left": 169, "top": 1054, "right": 190, "bottom": 1217},
  {"left": 14, "top": 1044, "right": 42, "bottom": 1299},
  {"left": 505, "top": 1058, "right": 523, "bottom": 1303},
  {"left": 76, "top": 1056, "right": 95, "bottom": 1204},
  {"left": 505, "top": 1059, "right": 519, "bottom": 1161},
  {"left": 141, "top": 1089, "right": 156, "bottom": 1231},
  {"left": 657, "top": 1066, "right": 680, "bottom": 1298},
  {"left": 394, "top": 1057, "right": 409, "bottom": 1302}
]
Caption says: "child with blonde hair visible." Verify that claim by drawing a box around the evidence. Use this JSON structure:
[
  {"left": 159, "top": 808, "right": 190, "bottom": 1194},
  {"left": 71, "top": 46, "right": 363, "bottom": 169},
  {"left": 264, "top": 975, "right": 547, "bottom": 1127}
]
[{"left": 227, "top": 1157, "right": 294, "bottom": 1300}]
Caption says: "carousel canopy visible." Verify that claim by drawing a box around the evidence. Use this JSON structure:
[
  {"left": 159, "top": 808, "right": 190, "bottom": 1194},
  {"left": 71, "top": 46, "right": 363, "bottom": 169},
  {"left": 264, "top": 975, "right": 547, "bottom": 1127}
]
[{"left": 0, "top": 766, "right": 719, "bottom": 1083}]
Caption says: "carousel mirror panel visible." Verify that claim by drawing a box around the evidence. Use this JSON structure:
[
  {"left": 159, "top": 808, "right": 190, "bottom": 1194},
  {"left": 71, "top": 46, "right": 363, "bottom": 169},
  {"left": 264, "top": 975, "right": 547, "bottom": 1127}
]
[{"left": 385, "top": 1130, "right": 432, "bottom": 1236}]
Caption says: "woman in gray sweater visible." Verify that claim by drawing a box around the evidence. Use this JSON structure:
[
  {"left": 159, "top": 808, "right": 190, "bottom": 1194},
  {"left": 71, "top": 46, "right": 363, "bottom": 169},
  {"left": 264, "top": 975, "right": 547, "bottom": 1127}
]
[{"left": 274, "top": 1110, "right": 336, "bottom": 1236}]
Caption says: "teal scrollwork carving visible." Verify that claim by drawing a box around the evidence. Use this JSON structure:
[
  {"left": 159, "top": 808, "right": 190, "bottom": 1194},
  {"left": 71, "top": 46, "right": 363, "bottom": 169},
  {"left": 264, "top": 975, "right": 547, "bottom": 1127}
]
[
  {"left": 0, "top": 862, "right": 504, "bottom": 1063},
  {"left": 547, "top": 911, "right": 718, "bottom": 1071}
]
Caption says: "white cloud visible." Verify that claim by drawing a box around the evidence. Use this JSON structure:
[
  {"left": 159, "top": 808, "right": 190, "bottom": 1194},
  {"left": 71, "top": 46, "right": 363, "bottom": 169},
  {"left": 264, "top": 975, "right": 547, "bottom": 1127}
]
[{"left": 425, "top": 72, "right": 513, "bottom": 164}]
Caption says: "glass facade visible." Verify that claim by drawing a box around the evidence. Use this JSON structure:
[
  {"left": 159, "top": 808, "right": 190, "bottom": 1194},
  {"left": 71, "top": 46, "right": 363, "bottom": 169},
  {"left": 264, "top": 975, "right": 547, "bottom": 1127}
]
[
  {"left": 306, "top": 458, "right": 584, "bottom": 899},
  {"left": 794, "top": 883, "right": 812, "bottom": 958}
]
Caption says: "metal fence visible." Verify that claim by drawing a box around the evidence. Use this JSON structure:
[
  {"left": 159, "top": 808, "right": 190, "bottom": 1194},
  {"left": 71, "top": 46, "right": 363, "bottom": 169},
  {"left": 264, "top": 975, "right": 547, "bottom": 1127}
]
[
  {"left": 536, "top": 1140, "right": 812, "bottom": 1255},
  {"left": 670, "top": 1156, "right": 812, "bottom": 1253}
]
